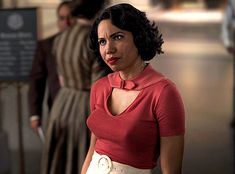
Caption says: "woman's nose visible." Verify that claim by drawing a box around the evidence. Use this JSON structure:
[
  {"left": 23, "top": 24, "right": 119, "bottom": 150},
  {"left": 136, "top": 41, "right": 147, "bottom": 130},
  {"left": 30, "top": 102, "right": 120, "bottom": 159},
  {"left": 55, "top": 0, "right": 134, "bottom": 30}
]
[{"left": 105, "top": 42, "right": 116, "bottom": 54}]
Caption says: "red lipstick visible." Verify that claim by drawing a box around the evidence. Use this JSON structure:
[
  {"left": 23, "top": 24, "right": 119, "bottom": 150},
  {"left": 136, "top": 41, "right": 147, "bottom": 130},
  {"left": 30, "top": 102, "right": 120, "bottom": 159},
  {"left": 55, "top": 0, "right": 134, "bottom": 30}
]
[{"left": 107, "top": 57, "right": 119, "bottom": 65}]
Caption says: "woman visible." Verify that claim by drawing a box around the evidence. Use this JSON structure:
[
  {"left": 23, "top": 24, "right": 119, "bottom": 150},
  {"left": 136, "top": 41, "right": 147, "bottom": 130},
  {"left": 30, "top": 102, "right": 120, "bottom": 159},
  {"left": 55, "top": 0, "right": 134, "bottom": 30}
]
[
  {"left": 82, "top": 3, "right": 185, "bottom": 174},
  {"left": 40, "top": 1, "right": 111, "bottom": 174}
]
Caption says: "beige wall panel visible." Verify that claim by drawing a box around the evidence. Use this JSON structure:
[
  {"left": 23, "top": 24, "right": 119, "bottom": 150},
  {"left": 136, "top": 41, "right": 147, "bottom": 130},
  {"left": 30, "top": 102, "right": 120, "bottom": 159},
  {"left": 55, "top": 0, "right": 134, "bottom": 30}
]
[{"left": 110, "top": 0, "right": 151, "bottom": 10}]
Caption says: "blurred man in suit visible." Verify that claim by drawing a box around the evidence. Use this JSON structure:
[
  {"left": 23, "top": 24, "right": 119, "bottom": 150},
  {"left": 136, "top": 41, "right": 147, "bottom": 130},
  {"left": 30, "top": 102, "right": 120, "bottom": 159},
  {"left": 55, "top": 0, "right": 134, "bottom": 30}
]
[
  {"left": 28, "top": 1, "right": 75, "bottom": 133},
  {"left": 222, "top": 2, "right": 235, "bottom": 171},
  {"left": 222, "top": 0, "right": 235, "bottom": 54},
  {"left": 222, "top": 0, "right": 235, "bottom": 126}
]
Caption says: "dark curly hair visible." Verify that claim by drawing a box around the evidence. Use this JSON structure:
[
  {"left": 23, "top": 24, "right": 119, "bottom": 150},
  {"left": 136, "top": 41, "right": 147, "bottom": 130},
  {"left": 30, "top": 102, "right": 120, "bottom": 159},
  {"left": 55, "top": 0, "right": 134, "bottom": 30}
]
[{"left": 89, "top": 3, "right": 164, "bottom": 61}]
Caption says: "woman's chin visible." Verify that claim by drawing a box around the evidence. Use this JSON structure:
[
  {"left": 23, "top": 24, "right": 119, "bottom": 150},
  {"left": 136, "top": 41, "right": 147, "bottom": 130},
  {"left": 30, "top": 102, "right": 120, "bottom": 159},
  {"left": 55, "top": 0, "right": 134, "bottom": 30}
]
[{"left": 108, "top": 65, "right": 119, "bottom": 72}]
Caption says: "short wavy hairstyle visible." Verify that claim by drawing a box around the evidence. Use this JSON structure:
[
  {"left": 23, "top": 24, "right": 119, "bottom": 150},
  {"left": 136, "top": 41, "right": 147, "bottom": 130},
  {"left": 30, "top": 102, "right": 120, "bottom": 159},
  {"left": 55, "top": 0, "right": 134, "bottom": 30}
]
[{"left": 89, "top": 3, "right": 164, "bottom": 61}]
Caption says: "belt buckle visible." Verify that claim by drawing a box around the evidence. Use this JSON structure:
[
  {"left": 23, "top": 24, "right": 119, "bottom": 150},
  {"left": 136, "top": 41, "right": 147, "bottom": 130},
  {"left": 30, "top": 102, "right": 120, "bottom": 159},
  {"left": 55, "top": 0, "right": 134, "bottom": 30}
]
[{"left": 97, "top": 154, "right": 112, "bottom": 174}]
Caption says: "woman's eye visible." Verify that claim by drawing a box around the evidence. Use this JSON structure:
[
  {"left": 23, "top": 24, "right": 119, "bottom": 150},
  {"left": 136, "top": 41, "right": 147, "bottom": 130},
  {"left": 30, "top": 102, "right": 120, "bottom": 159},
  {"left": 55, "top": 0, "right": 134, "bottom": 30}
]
[
  {"left": 98, "top": 39, "right": 106, "bottom": 46},
  {"left": 114, "top": 35, "right": 123, "bottom": 40}
]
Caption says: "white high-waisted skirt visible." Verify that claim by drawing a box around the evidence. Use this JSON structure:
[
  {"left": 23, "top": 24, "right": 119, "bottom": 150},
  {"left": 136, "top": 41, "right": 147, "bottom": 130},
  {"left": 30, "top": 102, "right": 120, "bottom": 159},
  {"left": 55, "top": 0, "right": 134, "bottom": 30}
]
[{"left": 86, "top": 151, "right": 151, "bottom": 174}]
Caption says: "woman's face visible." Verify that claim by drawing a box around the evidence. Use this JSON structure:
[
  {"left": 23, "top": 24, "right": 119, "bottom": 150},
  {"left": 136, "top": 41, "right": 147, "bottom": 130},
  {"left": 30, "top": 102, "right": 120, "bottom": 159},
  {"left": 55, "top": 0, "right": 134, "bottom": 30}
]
[{"left": 97, "top": 19, "right": 141, "bottom": 72}]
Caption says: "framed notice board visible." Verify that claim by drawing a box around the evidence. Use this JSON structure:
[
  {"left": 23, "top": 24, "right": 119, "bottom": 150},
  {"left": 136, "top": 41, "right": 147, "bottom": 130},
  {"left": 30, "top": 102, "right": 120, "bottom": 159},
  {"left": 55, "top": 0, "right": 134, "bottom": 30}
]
[{"left": 0, "top": 8, "right": 37, "bottom": 81}]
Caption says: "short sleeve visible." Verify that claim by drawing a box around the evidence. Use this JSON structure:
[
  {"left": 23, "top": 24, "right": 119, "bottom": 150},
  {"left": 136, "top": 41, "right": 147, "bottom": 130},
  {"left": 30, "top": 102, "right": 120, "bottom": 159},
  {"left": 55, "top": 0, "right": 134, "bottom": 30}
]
[{"left": 155, "top": 83, "right": 185, "bottom": 137}]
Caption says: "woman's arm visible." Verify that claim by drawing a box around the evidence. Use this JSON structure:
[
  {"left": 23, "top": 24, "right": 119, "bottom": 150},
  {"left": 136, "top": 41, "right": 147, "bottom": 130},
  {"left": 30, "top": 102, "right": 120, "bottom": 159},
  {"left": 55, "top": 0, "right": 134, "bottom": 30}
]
[
  {"left": 81, "top": 133, "right": 97, "bottom": 174},
  {"left": 159, "top": 135, "right": 184, "bottom": 174}
]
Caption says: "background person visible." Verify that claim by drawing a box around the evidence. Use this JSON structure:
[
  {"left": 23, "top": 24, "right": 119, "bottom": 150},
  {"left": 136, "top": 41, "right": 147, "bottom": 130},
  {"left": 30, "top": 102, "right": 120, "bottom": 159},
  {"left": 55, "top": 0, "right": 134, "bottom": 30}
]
[
  {"left": 82, "top": 3, "right": 185, "bottom": 174},
  {"left": 40, "top": 0, "right": 111, "bottom": 174},
  {"left": 222, "top": 0, "right": 235, "bottom": 127},
  {"left": 28, "top": 1, "right": 75, "bottom": 133},
  {"left": 222, "top": 0, "right": 235, "bottom": 54}
]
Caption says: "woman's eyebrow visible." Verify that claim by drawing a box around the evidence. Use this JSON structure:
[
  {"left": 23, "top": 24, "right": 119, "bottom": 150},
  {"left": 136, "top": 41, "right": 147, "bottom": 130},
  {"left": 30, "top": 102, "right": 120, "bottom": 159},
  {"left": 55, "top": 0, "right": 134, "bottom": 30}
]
[
  {"left": 110, "top": 31, "right": 124, "bottom": 38},
  {"left": 98, "top": 31, "right": 124, "bottom": 40}
]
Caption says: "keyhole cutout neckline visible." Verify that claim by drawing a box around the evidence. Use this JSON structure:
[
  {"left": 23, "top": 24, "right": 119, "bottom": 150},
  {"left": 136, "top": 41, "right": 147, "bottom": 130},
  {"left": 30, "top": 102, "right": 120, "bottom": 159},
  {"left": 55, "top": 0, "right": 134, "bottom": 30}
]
[
  {"left": 106, "top": 64, "right": 166, "bottom": 117},
  {"left": 106, "top": 88, "right": 143, "bottom": 116}
]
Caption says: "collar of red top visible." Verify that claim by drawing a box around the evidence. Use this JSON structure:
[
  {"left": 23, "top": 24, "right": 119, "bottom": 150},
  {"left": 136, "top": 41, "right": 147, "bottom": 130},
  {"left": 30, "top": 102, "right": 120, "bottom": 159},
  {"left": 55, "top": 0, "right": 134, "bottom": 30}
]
[{"left": 107, "top": 64, "right": 166, "bottom": 90}]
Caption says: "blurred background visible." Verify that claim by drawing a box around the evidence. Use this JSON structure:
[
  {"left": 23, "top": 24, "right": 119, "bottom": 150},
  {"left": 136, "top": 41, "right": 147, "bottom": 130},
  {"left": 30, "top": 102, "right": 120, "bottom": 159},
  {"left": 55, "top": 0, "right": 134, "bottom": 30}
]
[{"left": 0, "top": 0, "right": 233, "bottom": 174}]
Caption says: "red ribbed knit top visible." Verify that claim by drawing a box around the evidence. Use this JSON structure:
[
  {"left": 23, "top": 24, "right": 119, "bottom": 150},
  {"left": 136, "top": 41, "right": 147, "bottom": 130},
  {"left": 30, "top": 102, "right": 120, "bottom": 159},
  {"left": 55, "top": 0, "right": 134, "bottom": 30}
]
[{"left": 87, "top": 65, "right": 185, "bottom": 169}]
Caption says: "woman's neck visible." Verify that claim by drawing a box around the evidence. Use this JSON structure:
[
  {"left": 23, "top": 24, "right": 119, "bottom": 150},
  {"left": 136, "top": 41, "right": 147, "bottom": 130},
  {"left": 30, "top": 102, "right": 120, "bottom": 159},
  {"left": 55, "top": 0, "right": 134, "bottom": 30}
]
[{"left": 119, "top": 60, "right": 146, "bottom": 80}]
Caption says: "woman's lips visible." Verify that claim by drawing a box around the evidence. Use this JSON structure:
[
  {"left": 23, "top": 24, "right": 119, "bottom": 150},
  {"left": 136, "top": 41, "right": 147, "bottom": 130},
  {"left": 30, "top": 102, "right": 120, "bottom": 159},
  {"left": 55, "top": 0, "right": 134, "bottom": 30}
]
[{"left": 107, "top": 57, "right": 119, "bottom": 65}]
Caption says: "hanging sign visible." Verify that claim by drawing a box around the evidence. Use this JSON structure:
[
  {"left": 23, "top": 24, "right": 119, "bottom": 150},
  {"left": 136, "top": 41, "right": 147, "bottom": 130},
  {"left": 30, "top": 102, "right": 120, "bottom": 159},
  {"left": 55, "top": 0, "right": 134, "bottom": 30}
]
[{"left": 0, "top": 8, "right": 37, "bottom": 81}]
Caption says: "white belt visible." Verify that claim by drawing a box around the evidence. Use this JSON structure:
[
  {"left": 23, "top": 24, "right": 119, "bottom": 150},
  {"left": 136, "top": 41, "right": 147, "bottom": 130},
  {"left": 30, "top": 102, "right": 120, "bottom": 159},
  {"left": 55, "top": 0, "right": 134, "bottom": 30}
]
[{"left": 86, "top": 151, "right": 151, "bottom": 174}]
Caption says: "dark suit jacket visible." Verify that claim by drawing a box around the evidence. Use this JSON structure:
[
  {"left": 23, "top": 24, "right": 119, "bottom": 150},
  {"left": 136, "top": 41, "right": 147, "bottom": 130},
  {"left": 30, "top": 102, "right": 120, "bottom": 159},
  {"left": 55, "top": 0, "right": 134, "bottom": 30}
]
[{"left": 28, "top": 34, "right": 60, "bottom": 119}]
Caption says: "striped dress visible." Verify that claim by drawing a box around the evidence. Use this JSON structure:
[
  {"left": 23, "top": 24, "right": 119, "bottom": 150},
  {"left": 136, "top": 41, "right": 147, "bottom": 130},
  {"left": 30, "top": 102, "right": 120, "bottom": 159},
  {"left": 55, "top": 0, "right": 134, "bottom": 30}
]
[{"left": 40, "top": 22, "right": 109, "bottom": 174}]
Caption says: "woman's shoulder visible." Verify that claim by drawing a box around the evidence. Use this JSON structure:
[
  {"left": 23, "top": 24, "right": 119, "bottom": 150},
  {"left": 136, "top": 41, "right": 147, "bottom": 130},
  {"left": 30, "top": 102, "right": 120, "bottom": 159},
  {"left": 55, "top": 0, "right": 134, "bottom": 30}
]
[
  {"left": 92, "top": 75, "right": 110, "bottom": 90},
  {"left": 152, "top": 78, "right": 183, "bottom": 102},
  {"left": 157, "top": 78, "right": 176, "bottom": 87},
  {"left": 142, "top": 69, "right": 180, "bottom": 98},
  {"left": 149, "top": 77, "right": 179, "bottom": 94},
  {"left": 137, "top": 65, "right": 175, "bottom": 90},
  {"left": 91, "top": 75, "right": 111, "bottom": 100}
]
